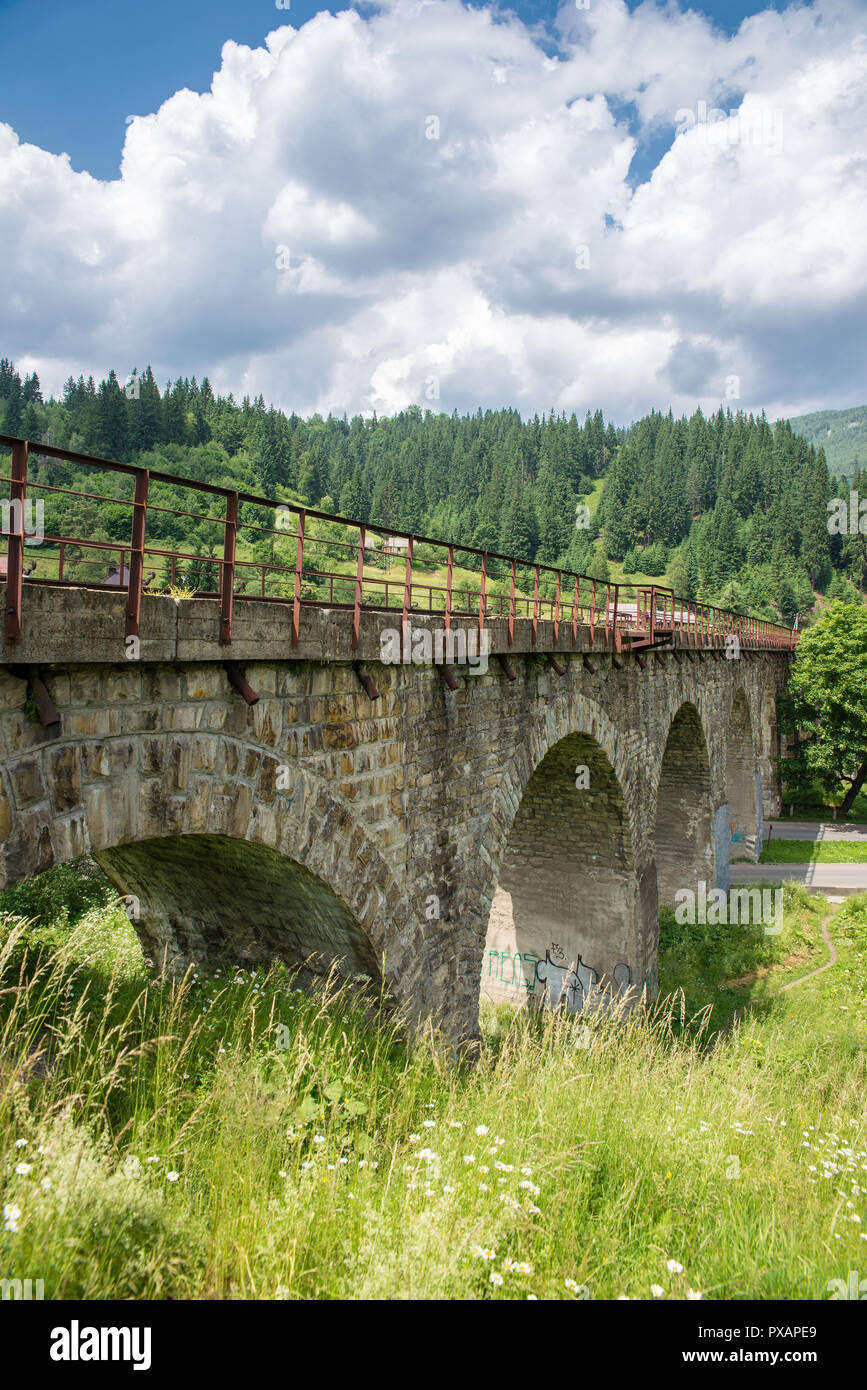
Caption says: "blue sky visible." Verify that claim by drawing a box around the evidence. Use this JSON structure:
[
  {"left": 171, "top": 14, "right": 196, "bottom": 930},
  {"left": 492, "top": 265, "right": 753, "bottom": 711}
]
[
  {"left": 0, "top": 0, "right": 800, "bottom": 180},
  {"left": 0, "top": 0, "right": 862, "bottom": 424}
]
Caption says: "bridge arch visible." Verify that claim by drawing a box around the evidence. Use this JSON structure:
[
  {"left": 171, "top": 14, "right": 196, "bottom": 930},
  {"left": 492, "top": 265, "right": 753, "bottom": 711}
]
[
  {"left": 759, "top": 682, "right": 780, "bottom": 819},
  {"left": 478, "top": 693, "right": 651, "bottom": 1016},
  {"left": 0, "top": 730, "right": 434, "bottom": 1024},
  {"left": 653, "top": 701, "right": 715, "bottom": 906},
  {"left": 726, "top": 687, "right": 760, "bottom": 854}
]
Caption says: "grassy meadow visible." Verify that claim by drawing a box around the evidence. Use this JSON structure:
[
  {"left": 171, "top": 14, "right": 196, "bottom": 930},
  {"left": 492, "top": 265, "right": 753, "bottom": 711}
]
[{"left": 1, "top": 864, "right": 866, "bottom": 1301}]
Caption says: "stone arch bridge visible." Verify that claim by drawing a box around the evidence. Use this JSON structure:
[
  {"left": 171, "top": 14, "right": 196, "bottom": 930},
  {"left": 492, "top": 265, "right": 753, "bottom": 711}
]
[{"left": 0, "top": 586, "right": 791, "bottom": 1043}]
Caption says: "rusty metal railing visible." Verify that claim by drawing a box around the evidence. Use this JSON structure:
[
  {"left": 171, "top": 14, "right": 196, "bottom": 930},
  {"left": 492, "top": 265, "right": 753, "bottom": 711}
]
[{"left": 0, "top": 434, "right": 798, "bottom": 654}]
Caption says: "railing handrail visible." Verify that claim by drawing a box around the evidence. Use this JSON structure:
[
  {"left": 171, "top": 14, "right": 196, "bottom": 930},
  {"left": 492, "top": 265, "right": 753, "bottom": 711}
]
[{"left": 0, "top": 433, "right": 797, "bottom": 652}]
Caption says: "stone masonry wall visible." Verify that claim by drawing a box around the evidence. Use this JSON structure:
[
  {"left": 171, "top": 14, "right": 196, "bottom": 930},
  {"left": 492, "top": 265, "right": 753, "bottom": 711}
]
[{"left": 0, "top": 594, "right": 792, "bottom": 1042}]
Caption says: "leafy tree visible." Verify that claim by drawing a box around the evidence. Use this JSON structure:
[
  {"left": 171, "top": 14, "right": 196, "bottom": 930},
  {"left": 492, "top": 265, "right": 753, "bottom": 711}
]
[{"left": 783, "top": 602, "right": 867, "bottom": 813}]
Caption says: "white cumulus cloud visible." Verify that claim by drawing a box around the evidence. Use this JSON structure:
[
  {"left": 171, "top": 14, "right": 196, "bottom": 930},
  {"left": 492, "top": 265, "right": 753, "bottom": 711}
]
[{"left": 0, "top": 0, "right": 865, "bottom": 422}]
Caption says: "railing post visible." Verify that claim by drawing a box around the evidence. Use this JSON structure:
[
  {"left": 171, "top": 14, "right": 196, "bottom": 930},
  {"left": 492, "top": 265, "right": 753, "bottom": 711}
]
[
  {"left": 58, "top": 540, "right": 65, "bottom": 583},
  {"left": 554, "top": 569, "right": 561, "bottom": 644},
  {"left": 508, "top": 559, "right": 516, "bottom": 646},
  {"left": 292, "top": 509, "right": 305, "bottom": 648},
  {"left": 611, "top": 582, "right": 620, "bottom": 652},
  {"left": 572, "top": 576, "right": 579, "bottom": 646},
  {"left": 532, "top": 564, "right": 540, "bottom": 646},
  {"left": 590, "top": 579, "right": 596, "bottom": 642},
  {"left": 479, "top": 551, "right": 487, "bottom": 640},
  {"left": 446, "top": 544, "right": 454, "bottom": 634},
  {"left": 219, "top": 490, "right": 238, "bottom": 645},
  {"left": 352, "top": 524, "right": 365, "bottom": 651},
  {"left": 125, "top": 467, "right": 149, "bottom": 642},
  {"left": 4, "top": 438, "right": 27, "bottom": 643},
  {"left": 401, "top": 535, "right": 414, "bottom": 637}
]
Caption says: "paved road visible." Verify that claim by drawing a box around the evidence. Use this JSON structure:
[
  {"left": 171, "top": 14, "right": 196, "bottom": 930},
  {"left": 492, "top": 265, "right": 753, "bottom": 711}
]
[
  {"left": 763, "top": 819, "right": 867, "bottom": 842},
  {"left": 730, "top": 862, "right": 867, "bottom": 894}
]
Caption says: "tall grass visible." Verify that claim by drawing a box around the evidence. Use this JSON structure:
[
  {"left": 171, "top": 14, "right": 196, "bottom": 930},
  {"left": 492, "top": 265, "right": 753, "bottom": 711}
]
[{"left": 1, "top": 869, "right": 866, "bottom": 1300}]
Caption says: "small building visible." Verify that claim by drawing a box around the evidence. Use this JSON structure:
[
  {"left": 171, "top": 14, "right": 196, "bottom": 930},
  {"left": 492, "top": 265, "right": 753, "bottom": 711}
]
[{"left": 382, "top": 536, "right": 410, "bottom": 556}]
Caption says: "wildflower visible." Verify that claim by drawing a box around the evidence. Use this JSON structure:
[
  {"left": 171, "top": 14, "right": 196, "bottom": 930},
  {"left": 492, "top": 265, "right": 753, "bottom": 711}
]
[
  {"left": 490, "top": 1272, "right": 504, "bottom": 1287},
  {"left": 463, "top": 1155, "right": 476, "bottom": 1164},
  {"left": 417, "top": 1148, "right": 434, "bottom": 1161},
  {"left": 409, "top": 1134, "right": 421, "bottom": 1143},
  {"left": 651, "top": 1285, "right": 664, "bottom": 1298},
  {"left": 475, "top": 1125, "right": 489, "bottom": 1136},
  {"left": 686, "top": 1289, "right": 703, "bottom": 1300},
  {"left": 471, "top": 1246, "right": 495, "bottom": 1261},
  {"left": 515, "top": 1262, "right": 532, "bottom": 1275},
  {"left": 14, "top": 1139, "right": 27, "bottom": 1149},
  {"left": 527, "top": 1294, "right": 538, "bottom": 1300},
  {"left": 146, "top": 1156, "right": 161, "bottom": 1163},
  {"left": 443, "top": 1185, "right": 455, "bottom": 1194},
  {"left": 339, "top": 1157, "right": 348, "bottom": 1165},
  {"left": 479, "top": 1183, "right": 489, "bottom": 1193},
  {"left": 521, "top": 1167, "right": 533, "bottom": 1177},
  {"left": 313, "top": 1135, "right": 325, "bottom": 1145},
  {"left": 565, "top": 1279, "right": 581, "bottom": 1294},
  {"left": 14, "top": 1163, "right": 31, "bottom": 1176},
  {"left": 278, "top": 1170, "right": 288, "bottom": 1178},
  {"left": 617, "top": 1295, "right": 630, "bottom": 1301},
  {"left": 422, "top": 1120, "right": 436, "bottom": 1129},
  {"left": 166, "top": 1171, "right": 179, "bottom": 1182},
  {"left": 301, "top": 1160, "right": 313, "bottom": 1171},
  {"left": 666, "top": 1260, "right": 683, "bottom": 1274},
  {"left": 479, "top": 1165, "right": 489, "bottom": 1174},
  {"left": 528, "top": 1204, "right": 541, "bottom": 1215}
]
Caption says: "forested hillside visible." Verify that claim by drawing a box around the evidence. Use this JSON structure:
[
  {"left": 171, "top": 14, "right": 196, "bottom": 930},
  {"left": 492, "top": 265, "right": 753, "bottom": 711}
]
[
  {"left": 787, "top": 405, "right": 867, "bottom": 480},
  {"left": 1, "top": 357, "right": 864, "bottom": 626}
]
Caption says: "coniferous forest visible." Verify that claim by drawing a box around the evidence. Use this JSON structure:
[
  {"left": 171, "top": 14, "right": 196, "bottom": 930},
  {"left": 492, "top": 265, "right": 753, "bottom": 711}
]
[{"left": 1, "top": 356, "right": 864, "bottom": 627}]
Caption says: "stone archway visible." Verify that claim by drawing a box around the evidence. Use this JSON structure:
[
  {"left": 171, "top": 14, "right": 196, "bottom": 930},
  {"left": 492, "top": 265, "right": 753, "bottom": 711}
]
[
  {"left": 96, "top": 833, "right": 383, "bottom": 990},
  {"left": 726, "top": 688, "right": 760, "bottom": 857},
  {"left": 0, "top": 728, "right": 434, "bottom": 1027},
  {"left": 480, "top": 729, "right": 641, "bottom": 1015},
  {"left": 759, "top": 684, "right": 781, "bottom": 819},
  {"left": 654, "top": 702, "right": 715, "bottom": 906}
]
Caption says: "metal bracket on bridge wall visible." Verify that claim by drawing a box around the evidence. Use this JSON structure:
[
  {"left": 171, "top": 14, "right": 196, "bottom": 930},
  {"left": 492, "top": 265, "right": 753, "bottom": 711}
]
[
  {"left": 8, "top": 665, "right": 61, "bottom": 730},
  {"left": 671, "top": 651, "right": 682, "bottom": 664},
  {"left": 634, "top": 652, "right": 647, "bottom": 670},
  {"left": 223, "top": 664, "right": 260, "bottom": 706},
  {"left": 353, "top": 663, "right": 380, "bottom": 701},
  {"left": 497, "top": 654, "right": 517, "bottom": 681},
  {"left": 546, "top": 654, "right": 565, "bottom": 677},
  {"left": 611, "top": 655, "right": 623, "bottom": 670},
  {"left": 654, "top": 653, "right": 666, "bottom": 667},
  {"left": 582, "top": 656, "right": 597, "bottom": 675},
  {"left": 439, "top": 665, "right": 459, "bottom": 691}
]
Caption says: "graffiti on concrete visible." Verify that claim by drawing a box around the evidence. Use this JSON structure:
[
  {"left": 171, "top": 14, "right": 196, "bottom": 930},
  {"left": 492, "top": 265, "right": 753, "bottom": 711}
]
[{"left": 486, "top": 945, "right": 632, "bottom": 1011}]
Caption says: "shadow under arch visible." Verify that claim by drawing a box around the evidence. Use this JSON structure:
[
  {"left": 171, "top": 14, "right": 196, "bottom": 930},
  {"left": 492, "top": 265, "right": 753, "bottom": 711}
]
[
  {"left": 654, "top": 702, "right": 715, "bottom": 906},
  {"left": 727, "top": 687, "right": 760, "bottom": 854},
  {"left": 95, "top": 833, "right": 383, "bottom": 990},
  {"left": 481, "top": 730, "right": 640, "bottom": 1015}
]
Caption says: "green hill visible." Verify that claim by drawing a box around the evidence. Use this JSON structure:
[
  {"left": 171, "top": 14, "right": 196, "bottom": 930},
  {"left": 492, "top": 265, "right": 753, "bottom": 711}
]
[{"left": 788, "top": 405, "right": 867, "bottom": 479}]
